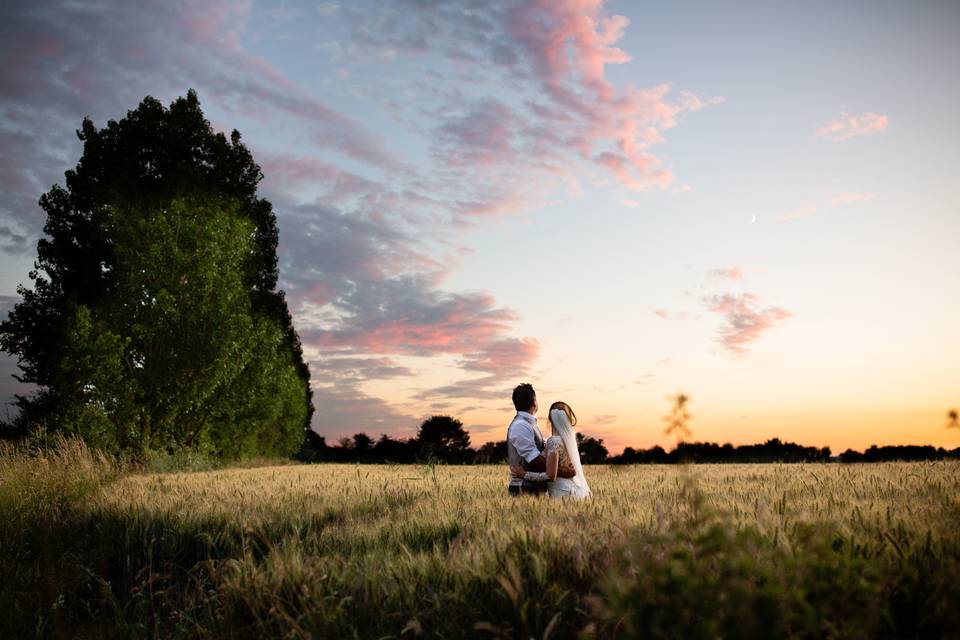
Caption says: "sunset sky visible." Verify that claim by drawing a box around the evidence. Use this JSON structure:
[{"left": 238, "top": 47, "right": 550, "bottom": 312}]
[{"left": 1, "top": 0, "right": 958, "bottom": 453}]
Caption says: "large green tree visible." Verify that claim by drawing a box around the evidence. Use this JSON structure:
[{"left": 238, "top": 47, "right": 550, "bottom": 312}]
[{"left": 0, "top": 91, "right": 313, "bottom": 457}]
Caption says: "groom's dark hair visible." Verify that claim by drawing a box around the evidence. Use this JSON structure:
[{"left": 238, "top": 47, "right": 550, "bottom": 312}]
[{"left": 512, "top": 383, "right": 536, "bottom": 412}]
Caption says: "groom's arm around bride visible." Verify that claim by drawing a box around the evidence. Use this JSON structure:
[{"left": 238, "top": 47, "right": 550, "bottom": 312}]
[{"left": 505, "top": 383, "right": 575, "bottom": 496}]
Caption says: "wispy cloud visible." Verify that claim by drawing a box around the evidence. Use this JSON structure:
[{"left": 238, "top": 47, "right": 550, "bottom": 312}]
[
  {"left": 308, "top": 383, "right": 419, "bottom": 438},
  {"left": 816, "top": 112, "right": 889, "bottom": 142},
  {"left": 703, "top": 293, "right": 792, "bottom": 357},
  {"left": 309, "top": 356, "right": 416, "bottom": 382},
  {"left": 413, "top": 338, "right": 542, "bottom": 401},
  {"left": 776, "top": 205, "right": 819, "bottom": 223},
  {"left": 777, "top": 192, "right": 874, "bottom": 222},
  {"left": 458, "top": 338, "right": 542, "bottom": 377},
  {"left": 708, "top": 266, "right": 745, "bottom": 281},
  {"left": 0, "top": 0, "right": 403, "bottom": 253},
  {"left": 653, "top": 309, "right": 689, "bottom": 321},
  {"left": 302, "top": 280, "right": 519, "bottom": 358}
]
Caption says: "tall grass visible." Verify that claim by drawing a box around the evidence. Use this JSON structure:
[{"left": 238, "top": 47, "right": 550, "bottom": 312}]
[
  {"left": 1, "top": 440, "right": 958, "bottom": 638},
  {"left": 0, "top": 437, "right": 117, "bottom": 636}
]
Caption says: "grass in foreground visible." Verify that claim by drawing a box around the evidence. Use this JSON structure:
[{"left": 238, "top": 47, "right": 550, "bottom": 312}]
[{"left": 2, "top": 439, "right": 958, "bottom": 639}]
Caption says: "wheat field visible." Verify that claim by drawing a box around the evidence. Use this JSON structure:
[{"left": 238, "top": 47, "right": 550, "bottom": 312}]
[{"left": 2, "top": 441, "right": 959, "bottom": 638}]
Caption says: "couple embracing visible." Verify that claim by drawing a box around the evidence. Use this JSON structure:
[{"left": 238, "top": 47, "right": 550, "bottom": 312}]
[{"left": 506, "top": 383, "right": 592, "bottom": 499}]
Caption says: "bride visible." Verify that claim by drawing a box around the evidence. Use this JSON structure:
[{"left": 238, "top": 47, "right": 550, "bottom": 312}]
[{"left": 511, "top": 402, "right": 592, "bottom": 499}]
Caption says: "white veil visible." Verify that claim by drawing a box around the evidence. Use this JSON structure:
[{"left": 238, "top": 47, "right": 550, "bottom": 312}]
[{"left": 550, "top": 408, "right": 591, "bottom": 497}]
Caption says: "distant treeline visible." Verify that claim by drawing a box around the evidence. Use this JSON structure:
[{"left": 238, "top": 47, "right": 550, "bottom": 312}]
[
  {"left": 611, "top": 439, "right": 832, "bottom": 464},
  {"left": 614, "top": 440, "right": 960, "bottom": 464},
  {"left": 837, "top": 444, "right": 960, "bottom": 463},
  {"left": 296, "top": 423, "right": 611, "bottom": 465},
  {"left": 298, "top": 419, "right": 960, "bottom": 464}
]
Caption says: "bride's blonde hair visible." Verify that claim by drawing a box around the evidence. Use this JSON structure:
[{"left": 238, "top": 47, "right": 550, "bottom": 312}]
[{"left": 548, "top": 401, "right": 577, "bottom": 429}]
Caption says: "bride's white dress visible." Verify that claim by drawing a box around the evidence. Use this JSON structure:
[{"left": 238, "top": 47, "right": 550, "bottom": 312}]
[
  {"left": 541, "top": 426, "right": 592, "bottom": 499},
  {"left": 544, "top": 435, "right": 589, "bottom": 498}
]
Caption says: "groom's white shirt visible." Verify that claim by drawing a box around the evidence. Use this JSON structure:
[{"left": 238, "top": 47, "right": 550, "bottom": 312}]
[{"left": 507, "top": 411, "right": 544, "bottom": 488}]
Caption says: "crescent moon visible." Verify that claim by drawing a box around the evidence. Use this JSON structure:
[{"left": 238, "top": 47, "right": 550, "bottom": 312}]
[{"left": 749, "top": 214, "right": 757, "bottom": 224}]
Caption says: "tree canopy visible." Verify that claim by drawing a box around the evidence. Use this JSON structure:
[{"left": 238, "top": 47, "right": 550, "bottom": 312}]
[
  {"left": 0, "top": 91, "right": 313, "bottom": 457},
  {"left": 417, "top": 415, "right": 472, "bottom": 463}
]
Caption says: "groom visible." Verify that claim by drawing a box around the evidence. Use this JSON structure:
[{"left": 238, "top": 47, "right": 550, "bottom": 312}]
[{"left": 506, "top": 383, "right": 575, "bottom": 496}]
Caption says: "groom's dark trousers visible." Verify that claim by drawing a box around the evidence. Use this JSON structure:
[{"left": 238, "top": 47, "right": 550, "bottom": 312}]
[
  {"left": 508, "top": 480, "right": 547, "bottom": 496},
  {"left": 507, "top": 451, "right": 548, "bottom": 496}
]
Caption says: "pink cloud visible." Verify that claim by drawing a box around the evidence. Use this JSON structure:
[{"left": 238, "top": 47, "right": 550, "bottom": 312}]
[
  {"left": 507, "top": 0, "right": 632, "bottom": 101},
  {"left": 296, "top": 275, "right": 540, "bottom": 403},
  {"left": 451, "top": 189, "right": 542, "bottom": 222},
  {"left": 324, "top": 321, "right": 486, "bottom": 354},
  {"left": 459, "top": 337, "right": 542, "bottom": 376},
  {"left": 305, "top": 291, "right": 516, "bottom": 356},
  {"left": 505, "top": 3, "right": 721, "bottom": 190},
  {"left": 703, "top": 293, "right": 792, "bottom": 356},
  {"left": 816, "top": 112, "right": 889, "bottom": 142},
  {"left": 410, "top": 337, "right": 542, "bottom": 401},
  {"left": 385, "top": 0, "right": 724, "bottom": 207},
  {"left": 595, "top": 151, "right": 672, "bottom": 191}
]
